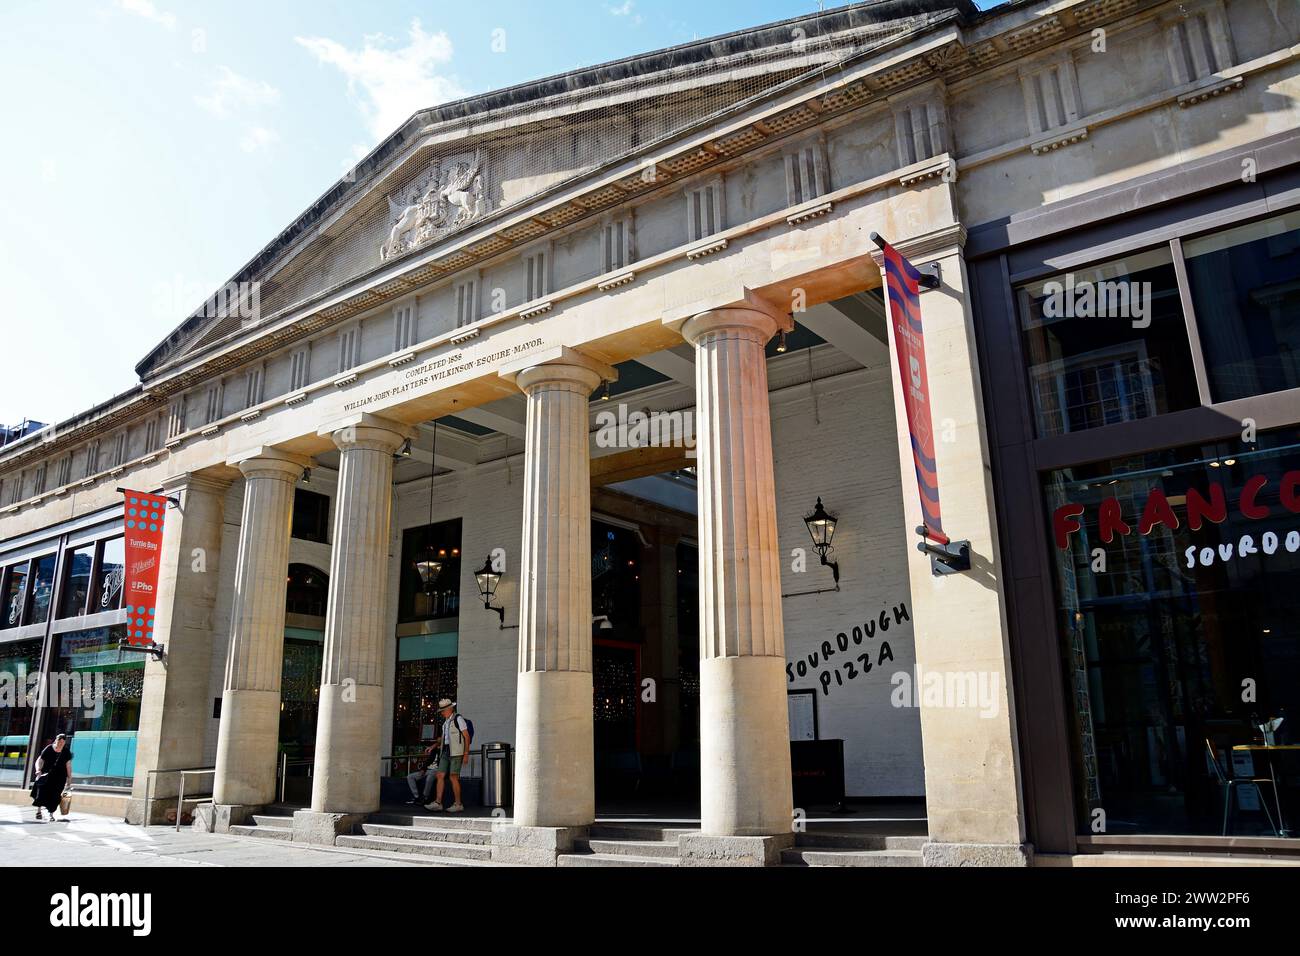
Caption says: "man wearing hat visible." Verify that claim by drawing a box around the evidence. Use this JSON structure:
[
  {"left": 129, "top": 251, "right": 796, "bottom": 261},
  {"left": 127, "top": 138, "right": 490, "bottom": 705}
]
[{"left": 424, "top": 699, "right": 471, "bottom": 812}]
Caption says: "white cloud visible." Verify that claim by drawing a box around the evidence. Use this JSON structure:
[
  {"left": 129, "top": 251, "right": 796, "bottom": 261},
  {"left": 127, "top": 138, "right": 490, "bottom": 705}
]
[
  {"left": 195, "top": 66, "right": 281, "bottom": 118},
  {"left": 295, "top": 19, "right": 468, "bottom": 143},
  {"left": 114, "top": 0, "right": 176, "bottom": 30},
  {"left": 606, "top": 2, "right": 642, "bottom": 26},
  {"left": 240, "top": 127, "right": 278, "bottom": 153}
]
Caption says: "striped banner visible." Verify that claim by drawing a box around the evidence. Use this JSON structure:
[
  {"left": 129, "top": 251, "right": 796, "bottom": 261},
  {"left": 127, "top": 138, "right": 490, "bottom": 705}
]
[{"left": 879, "top": 238, "right": 948, "bottom": 546}]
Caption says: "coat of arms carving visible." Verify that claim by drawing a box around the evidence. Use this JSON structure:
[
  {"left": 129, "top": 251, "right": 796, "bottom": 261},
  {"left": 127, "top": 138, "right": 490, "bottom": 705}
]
[{"left": 381, "top": 148, "right": 487, "bottom": 260}]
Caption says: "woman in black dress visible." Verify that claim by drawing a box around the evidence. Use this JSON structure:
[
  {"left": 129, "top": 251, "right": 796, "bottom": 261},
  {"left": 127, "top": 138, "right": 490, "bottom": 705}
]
[{"left": 31, "top": 733, "right": 73, "bottom": 822}]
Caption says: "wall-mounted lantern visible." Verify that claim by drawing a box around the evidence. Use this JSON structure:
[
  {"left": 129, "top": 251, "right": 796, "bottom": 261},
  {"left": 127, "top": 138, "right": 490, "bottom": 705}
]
[
  {"left": 803, "top": 497, "right": 840, "bottom": 584},
  {"left": 474, "top": 556, "right": 505, "bottom": 626}
]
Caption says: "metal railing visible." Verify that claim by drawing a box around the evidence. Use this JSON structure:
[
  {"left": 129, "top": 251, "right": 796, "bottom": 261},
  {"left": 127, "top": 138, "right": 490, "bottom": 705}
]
[
  {"left": 142, "top": 766, "right": 215, "bottom": 831},
  {"left": 278, "top": 754, "right": 313, "bottom": 804},
  {"left": 382, "top": 748, "right": 482, "bottom": 779}
]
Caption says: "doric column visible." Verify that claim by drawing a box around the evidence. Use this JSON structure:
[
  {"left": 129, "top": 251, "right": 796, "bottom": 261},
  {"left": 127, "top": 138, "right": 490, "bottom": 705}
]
[
  {"left": 678, "top": 298, "right": 794, "bottom": 861},
  {"left": 211, "top": 449, "right": 309, "bottom": 827},
  {"left": 301, "top": 414, "right": 410, "bottom": 831},
  {"left": 128, "top": 471, "right": 231, "bottom": 825},
  {"left": 488, "top": 347, "right": 614, "bottom": 864},
  {"left": 514, "top": 359, "right": 603, "bottom": 827}
]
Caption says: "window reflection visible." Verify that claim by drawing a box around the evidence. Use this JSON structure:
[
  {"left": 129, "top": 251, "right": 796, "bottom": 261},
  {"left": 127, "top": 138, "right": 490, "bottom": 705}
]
[
  {"left": 28, "top": 554, "right": 56, "bottom": 625},
  {"left": 95, "top": 538, "right": 124, "bottom": 613},
  {"left": 1185, "top": 211, "right": 1300, "bottom": 402},
  {"left": 2, "top": 563, "right": 28, "bottom": 629},
  {"left": 58, "top": 545, "right": 95, "bottom": 619},
  {"left": 1018, "top": 247, "right": 1198, "bottom": 437}
]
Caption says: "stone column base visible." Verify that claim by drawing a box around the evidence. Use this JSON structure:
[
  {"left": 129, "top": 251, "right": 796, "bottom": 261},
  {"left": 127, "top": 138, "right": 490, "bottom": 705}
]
[
  {"left": 678, "top": 833, "right": 794, "bottom": 867},
  {"left": 922, "top": 842, "right": 1034, "bottom": 867},
  {"left": 291, "top": 809, "right": 367, "bottom": 845},
  {"left": 192, "top": 803, "right": 260, "bottom": 833},
  {"left": 125, "top": 796, "right": 205, "bottom": 827},
  {"left": 490, "top": 824, "right": 587, "bottom": 866}
]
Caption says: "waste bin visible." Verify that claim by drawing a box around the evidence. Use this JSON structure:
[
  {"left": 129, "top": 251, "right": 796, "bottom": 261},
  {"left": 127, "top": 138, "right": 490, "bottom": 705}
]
[{"left": 482, "top": 742, "right": 513, "bottom": 808}]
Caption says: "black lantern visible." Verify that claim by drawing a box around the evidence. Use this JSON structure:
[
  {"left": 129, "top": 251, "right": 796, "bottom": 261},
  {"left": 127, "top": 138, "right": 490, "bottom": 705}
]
[
  {"left": 475, "top": 556, "right": 505, "bottom": 625},
  {"left": 803, "top": 497, "right": 840, "bottom": 583}
]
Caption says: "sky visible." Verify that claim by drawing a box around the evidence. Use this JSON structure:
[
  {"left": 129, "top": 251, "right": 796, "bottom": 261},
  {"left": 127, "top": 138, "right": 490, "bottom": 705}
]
[{"left": 0, "top": 0, "right": 998, "bottom": 428}]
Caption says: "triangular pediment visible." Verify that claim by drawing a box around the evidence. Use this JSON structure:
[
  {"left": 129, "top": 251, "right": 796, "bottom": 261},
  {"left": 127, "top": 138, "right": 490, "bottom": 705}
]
[{"left": 137, "top": 0, "right": 974, "bottom": 381}]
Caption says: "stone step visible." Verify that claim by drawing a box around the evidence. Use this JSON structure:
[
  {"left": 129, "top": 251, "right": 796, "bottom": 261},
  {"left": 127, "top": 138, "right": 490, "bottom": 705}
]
[
  {"left": 335, "top": 834, "right": 493, "bottom": 861},
  {"left": 228, "top": 824, "right": 293, "bottom": 841},
  {"left": 576, "top": 837, "right": 679, "bottom": 858},
  {"left": 368, "top": 812, "right": 495, "bottom": 832},
  {"left": 250, "top": 815, "right": 295, "bottom": 829},
  {"left": 588, "top": 824, "right": 695, "bottom": 842},
  {"left": 782, "top": 847, "right": 923, "bottom": 867},
  {"left": 797, "top": 833, "right": 927, "bottom": 851},
  {"left": 360, "top": 822, "right": 491, "bottom": 845},
  {"left": 559, "top": 852, "right": 677, "bottom": 867}
]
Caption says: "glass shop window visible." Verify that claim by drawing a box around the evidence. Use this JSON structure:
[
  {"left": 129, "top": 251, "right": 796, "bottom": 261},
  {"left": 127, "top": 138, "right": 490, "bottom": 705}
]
[
  {"left": 2, "top": 563, "right": 29, "bottom": 629},
  {"left": 392, "top": 640, "right": 458, "bottom": 758},
  {"left": 45, "top": 625, "right": 143, "bottom": 788},
  {"left": 398, "top": 519, "right": 462, "bottom": 624},
  {"left": 1044, "top": 431, "right": 1300, "bottom": 836},
  {"left": 58, "top": 544, "right": 96, "bottom": 619},
  {"left": 591, "top": 520, "right": 643, "bottom": 639},
  {"left": 1184, "top": 211, "right": 1300, "bottom": 403},
  {"left": 1017, "top": 247, "right": 1199, "bottom": 437},
  {"left": 94, "top": 537, "right": 125, "bottom": 614},
  {"left": 27, "top": 554, "right": 56, "bottom": 626},
  {"left": 0, "top": 639, "right": 42, "bottom": 785}
]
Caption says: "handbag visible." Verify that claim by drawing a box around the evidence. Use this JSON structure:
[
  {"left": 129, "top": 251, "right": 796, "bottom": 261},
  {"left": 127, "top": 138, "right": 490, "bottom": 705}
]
[{"left": 59, "top": 789, "right": 71, "bottom": 816}]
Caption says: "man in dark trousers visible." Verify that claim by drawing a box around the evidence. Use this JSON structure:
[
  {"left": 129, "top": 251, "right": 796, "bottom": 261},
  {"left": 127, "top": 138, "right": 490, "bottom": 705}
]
[{"left": 405, "top": 739, "right": 441, "bottom": 805}]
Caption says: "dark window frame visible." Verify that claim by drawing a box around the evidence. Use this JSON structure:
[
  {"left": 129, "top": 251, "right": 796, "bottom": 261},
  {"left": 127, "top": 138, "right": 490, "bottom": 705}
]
[
  {"left": 969, "top": 150, "right": 1300, "bottom": 856},
  {"left": 291, "top": 489, "right": 331, "bottom": 544}
]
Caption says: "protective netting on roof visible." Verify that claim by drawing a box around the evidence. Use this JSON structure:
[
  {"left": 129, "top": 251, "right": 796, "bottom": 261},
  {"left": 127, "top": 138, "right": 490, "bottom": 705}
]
[{"left": 187, "top": 11, "right": 934, "bottom": 356}]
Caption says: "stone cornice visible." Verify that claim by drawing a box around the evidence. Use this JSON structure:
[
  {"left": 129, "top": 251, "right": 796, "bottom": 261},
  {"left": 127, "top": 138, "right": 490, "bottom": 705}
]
[{"left": 868, "top": 222, "right": 968, "bottom": 266}]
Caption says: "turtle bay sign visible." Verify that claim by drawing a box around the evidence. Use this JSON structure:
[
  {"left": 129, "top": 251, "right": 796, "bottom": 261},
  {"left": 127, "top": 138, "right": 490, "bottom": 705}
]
[{"left": 381, "top": 148, "right": 487, "bottom": 260}]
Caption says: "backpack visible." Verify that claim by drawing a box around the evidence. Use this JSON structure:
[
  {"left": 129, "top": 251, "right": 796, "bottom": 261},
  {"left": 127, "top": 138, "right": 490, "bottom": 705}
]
[{"left": 453, "top": 714, "right": 474, "bottom": 744}]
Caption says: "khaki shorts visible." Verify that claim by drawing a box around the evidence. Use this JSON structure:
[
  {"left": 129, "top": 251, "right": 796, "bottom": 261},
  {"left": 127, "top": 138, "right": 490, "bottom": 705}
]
[{"left": 436, "top": 750, "right": 463, "bottom": 775}]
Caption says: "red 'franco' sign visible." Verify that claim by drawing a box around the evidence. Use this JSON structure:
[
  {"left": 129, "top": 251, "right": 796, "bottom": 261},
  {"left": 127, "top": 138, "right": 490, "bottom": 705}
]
[
  {"left": 122, "top": 490, "right": 167, "bottom": 647},
  {"left": 1052, "top": 471, "right": 1300, "bottom": 549}
]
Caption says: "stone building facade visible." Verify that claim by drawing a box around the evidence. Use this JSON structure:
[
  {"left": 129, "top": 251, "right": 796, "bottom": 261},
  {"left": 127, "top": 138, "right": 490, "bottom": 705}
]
[{"left": 3, "top": 0, "right": 1300, "bottom": 864}]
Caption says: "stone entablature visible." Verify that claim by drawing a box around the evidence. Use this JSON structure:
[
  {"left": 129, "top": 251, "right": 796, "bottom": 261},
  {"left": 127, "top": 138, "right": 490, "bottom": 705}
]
[{"left": 2, "top": 0, "right": 1298, "bottom": 521}]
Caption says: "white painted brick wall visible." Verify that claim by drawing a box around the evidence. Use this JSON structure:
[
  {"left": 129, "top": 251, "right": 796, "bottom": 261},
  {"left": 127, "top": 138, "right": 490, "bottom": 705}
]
[{"left": 772, "top": 366, "right": 923, "bottom": 797}]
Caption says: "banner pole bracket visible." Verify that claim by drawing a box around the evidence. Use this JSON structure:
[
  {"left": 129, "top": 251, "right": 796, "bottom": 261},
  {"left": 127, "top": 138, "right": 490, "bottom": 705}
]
[
  {"left": 915, "top": 526, "right": 969, "bottom": 576},
  {"left": 116, "top": 486, "right": 180, "bottom": 508},
  {"left": 116, "top": 639, "right": 165, "bottom": 661}
]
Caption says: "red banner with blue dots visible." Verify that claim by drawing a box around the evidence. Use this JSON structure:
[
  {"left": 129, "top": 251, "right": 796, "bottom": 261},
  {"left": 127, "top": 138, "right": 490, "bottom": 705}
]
[{"left": 122, "top": 490, "right": 167, "bottom": 647}]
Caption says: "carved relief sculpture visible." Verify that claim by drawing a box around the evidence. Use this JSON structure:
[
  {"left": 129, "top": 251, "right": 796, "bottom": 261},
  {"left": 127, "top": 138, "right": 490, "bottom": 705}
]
[{"left": 381, "top": 149, "right": 486, "bottom": 260}]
